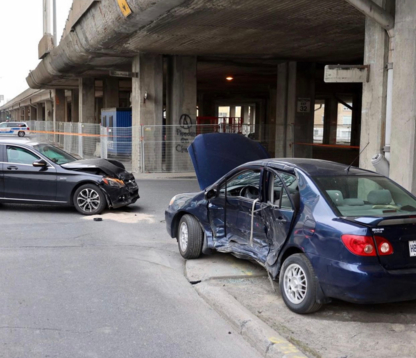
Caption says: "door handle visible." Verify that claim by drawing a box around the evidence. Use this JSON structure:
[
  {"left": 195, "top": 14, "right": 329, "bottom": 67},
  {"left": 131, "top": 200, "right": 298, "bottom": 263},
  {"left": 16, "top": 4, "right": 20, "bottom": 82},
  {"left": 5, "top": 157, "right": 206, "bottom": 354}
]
[{"left": 7, "top": 166, "right": 18, "bottom": 171}]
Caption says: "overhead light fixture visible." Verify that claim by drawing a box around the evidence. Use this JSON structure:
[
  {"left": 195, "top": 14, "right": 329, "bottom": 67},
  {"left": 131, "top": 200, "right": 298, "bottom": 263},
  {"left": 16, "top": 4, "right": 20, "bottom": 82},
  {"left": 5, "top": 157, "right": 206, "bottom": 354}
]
[{"left": 226, "top": 76, "right": 234, "bottom": 81}]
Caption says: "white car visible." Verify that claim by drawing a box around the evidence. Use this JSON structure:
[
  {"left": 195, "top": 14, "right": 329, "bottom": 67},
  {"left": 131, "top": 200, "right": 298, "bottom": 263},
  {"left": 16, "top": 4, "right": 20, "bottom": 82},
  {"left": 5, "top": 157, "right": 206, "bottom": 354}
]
[{"left": 0, "top": 122, "right": 31, "bottom": 137}]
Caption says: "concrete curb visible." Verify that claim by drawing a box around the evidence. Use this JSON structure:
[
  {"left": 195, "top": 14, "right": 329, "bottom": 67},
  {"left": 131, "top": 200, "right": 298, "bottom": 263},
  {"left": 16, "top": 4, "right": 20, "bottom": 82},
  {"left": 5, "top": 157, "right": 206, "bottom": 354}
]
[{"left": 194, "top": 281, "right": 307, "bottom": 358}]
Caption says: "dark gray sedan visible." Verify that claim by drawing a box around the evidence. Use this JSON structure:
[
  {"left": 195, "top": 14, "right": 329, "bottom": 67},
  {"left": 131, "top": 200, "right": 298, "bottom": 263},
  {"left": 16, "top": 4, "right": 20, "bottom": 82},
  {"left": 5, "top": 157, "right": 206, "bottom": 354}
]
[{"left": 0, "top": 139, "right": 139, "bottom": 215}]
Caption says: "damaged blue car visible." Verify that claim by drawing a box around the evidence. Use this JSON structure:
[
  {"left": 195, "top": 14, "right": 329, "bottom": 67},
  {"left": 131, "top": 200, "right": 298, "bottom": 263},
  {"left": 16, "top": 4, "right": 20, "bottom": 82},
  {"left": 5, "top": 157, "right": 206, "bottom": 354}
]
[{"left": 165, "top": 133, "right": 416, "bottom": 314}]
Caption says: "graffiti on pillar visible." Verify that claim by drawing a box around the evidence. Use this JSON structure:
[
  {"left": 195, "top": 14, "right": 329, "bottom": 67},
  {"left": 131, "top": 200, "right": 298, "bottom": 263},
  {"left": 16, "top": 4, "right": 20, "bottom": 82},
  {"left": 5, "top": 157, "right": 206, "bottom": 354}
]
[{"left": 176, "top": 114, "right": 196, "bottom": 153}]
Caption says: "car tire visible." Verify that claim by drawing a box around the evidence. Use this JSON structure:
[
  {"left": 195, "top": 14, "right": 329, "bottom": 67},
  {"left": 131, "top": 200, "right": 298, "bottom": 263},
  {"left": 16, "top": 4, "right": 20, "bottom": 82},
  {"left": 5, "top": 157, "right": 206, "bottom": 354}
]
[
  {"left": 18, "top": 131, "right": 25, "bottom": 137},
  {"left": 73, "top": 184, "right": 106, "bottom": 215},
  {"left": 177, "top": 215, "right": 203, "bottom": 259},
  {"left": 279, "top": 253, "right": 323, "bottom": 314}
]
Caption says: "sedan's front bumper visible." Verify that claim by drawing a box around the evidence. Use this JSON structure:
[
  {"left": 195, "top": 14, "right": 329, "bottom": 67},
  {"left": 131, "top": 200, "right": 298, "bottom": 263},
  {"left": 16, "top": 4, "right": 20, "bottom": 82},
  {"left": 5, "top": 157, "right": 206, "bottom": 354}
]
[{"left": 101, "top": 181, "right": 140, "bottom": 209}]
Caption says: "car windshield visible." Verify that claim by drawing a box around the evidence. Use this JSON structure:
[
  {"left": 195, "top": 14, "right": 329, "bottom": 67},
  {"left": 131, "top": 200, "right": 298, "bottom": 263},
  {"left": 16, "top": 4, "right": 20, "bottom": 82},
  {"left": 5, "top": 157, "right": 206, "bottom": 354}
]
[
  {"left": 313, "top": 175, "right": 416, "bottom": 218},
  {"left": 34, "top": 144, "right": 76, "bottom": 165}
]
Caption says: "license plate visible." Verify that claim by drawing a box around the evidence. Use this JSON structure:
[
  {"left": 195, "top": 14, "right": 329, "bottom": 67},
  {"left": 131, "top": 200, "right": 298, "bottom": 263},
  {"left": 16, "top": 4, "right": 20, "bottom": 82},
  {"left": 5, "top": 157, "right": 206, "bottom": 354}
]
[{"left": 409, "top": 241, "right": 416, "bottom": 257}]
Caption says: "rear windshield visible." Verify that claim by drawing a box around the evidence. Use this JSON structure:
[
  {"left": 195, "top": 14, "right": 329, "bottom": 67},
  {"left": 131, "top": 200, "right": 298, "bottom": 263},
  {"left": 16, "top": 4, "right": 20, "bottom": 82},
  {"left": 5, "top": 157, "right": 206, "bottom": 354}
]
[{"left": 313, "top": 175, "right": 416, "bottom": 218}]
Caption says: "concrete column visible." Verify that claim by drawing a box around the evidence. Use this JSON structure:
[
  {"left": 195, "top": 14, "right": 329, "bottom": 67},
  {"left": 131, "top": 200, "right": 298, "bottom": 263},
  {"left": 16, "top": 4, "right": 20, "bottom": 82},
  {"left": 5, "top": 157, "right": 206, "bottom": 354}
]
[
  {"left": 37, "top": 103, "right": 44, "bottom": 121},
  {"left": 166, "top": 56, "right": 197, "bottom": 172},
  {"left": 54, "top": 89, "right": 66, "bottom": 123},
  {"left": 45, "top": 101, "right": 53, "bottom": 121},
  {"left": 242, "top": 106, "right": 249, "bottom": 124},
  {"left": 323, "top": 97, "right": 338, "bottom": 145},
  {"left": 79, "top": 78, "right": 95, "bottom": 123},
  {"left": 359, "top": 0, "right": 389, "bottom": 170},
  {"left": 24, "top": 107, "right": 29, "bottom": 121},
  {"left": 30, "top": 106, "right": 37, "bottom": 121},
  {"left": 103, "top": 78, "right": 119, "bottom": 108},
  {"left": 132, "top": 54, "right": 164, "bottom": 174},
  {"left": 71, "top": 90, "right": 79, "bottom": 122},
  {"left": 229, "top": 106, "right": 236, "bottom": 118},
  {"left": 390, "top": 1, "right": 416, "bottom": 192},
  {"left": 275, "top": 63, "right": 288, "bottom": 157},
  {"left": 64, "top": 96, "right": 70, "bottom": 122}
]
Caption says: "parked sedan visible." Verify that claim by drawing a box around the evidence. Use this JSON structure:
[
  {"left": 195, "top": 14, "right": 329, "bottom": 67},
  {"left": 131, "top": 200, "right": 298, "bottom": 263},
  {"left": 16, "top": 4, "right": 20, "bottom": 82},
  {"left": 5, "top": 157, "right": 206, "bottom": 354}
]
[
  {"left": 166, "top": 133, "right": 416, "bottom": 314},
  {"left": 0, "top": 139, "right": 139, "bottom": 215}
]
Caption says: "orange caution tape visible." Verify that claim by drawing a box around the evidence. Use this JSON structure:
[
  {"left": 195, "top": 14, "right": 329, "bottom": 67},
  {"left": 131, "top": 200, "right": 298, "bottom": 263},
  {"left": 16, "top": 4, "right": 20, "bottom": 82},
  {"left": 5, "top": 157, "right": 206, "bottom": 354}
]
[
  {"left": 295, "top": 142, "right": 359, "bottom": 149},
  {"left": 30, "top": 130, "right": 132, "bottom": 139}
]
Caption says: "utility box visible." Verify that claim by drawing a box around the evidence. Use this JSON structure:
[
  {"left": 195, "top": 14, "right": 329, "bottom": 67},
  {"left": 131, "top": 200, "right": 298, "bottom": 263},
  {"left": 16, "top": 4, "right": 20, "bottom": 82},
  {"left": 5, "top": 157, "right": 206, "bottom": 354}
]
[{"left": 101, "top": 108, "right": 132, "bottom": 155}]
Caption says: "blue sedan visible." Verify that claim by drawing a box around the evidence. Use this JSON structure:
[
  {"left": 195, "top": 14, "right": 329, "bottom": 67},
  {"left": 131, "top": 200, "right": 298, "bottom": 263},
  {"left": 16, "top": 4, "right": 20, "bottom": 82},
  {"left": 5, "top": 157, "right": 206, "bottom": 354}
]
[{"left": 165, "top": 134, "right": 416, "bottom": 314}]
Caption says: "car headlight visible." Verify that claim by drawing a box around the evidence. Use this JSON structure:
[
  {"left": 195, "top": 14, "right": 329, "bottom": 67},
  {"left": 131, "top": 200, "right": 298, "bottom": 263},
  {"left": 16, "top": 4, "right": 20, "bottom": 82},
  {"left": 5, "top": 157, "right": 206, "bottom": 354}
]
[
  {"left": 103, "top": 177, "right": 125, "bottom": 188},
  {"left": 169, "top": 195, "right": 177, "bottom": 206}
]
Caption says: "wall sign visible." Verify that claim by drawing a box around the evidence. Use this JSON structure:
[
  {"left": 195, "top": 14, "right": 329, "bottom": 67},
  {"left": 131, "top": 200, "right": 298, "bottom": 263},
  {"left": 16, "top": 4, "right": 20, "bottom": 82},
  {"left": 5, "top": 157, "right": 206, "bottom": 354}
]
[
  {"left": 297, "top": 98, "right": 311, "bottom": 113},
  {"left": 117, "top": 0, "right": 132, "bottom": 18}
]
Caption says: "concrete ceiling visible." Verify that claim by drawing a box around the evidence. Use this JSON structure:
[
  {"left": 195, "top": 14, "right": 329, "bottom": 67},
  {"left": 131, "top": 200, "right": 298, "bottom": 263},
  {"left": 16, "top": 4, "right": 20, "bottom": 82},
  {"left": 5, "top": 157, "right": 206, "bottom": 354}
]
[{"left": 28, "top": 0, "right": 365, "bottom": 89}]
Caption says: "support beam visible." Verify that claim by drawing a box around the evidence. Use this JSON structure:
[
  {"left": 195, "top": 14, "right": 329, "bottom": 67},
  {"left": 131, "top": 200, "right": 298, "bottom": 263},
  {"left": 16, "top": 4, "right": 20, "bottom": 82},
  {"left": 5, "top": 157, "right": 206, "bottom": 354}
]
[
  {"left": 54, "top": 89, "right": 65, "bottom": 122},
  {"left": 345, "top": 0, "right": 394, "bottom": 31},
  {"left": 79, "top": 78, "right": 95, "bottom": 123},
  {"left": 390, "top": 1, "right": 416, "bottom": 192},
  {"left": 30, "top": 106, "right": 37, "bottom": 121},
  {"left": 37, "top": 103, "right": 44, "bottom": 121},
  {"left": 166, "top": 56, "right": 197, "bottom": 172},
  {"left": 131, "top": 54, "right": 164, "bottom": 174},
  {"left": 359, "top": 0, "right": 389, "bottom": 170},
  {"left": 71, "top": 90, "right": 79, "bottom": 122},
  {"left": 103, "top": 78, "right": 119, "bottom": 109},
  {"left": 45, "top": 101, "right": 53, "bottom": 121}
]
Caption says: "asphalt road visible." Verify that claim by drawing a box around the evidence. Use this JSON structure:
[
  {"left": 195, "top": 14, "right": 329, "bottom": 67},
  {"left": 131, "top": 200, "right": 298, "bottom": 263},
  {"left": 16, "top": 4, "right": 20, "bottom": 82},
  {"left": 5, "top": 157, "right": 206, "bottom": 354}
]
[{"left": 0, "top": 179, "right": 261, "bottom": 358}]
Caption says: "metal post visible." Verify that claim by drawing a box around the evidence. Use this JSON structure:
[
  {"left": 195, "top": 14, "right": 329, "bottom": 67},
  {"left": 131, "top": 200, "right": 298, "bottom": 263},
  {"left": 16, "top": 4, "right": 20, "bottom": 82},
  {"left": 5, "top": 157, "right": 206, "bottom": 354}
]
[
  {"left": 53, "top": 0, "right": 57, "bottom": 46},
  {"left": 43, "top": 0, "right": 51, "bottom": 35}
]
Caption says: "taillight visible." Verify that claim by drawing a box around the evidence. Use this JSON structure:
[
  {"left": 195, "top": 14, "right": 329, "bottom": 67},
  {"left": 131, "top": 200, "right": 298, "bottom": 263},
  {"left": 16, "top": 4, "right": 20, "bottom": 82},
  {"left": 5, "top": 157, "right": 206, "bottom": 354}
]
[
  {"left": 27, "top": 127, "right": 30, "bottom": 130},
  {"left": 374, "top": 236, "right": 394, "bottom": 255},
  {"left": 341, "top": 235, "right": 376, "bottom": 256}
]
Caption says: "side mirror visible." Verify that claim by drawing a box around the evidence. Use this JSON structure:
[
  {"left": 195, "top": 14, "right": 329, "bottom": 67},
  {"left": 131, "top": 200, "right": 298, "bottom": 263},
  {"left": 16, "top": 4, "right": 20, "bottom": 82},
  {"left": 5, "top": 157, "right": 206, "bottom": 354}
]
[
  {"left": 33, "top": 159, "right": 48, "bottom": 167},
  {"left": 205, "top": 188, "right": 218, "bottom": 200}
]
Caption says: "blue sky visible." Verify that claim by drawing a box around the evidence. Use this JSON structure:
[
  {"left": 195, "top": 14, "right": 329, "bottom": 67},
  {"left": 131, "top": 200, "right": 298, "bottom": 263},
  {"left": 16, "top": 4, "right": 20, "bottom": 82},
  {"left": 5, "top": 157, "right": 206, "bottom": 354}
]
[{"left": 0, "top": 0, "right": 73, "bottom": 104}]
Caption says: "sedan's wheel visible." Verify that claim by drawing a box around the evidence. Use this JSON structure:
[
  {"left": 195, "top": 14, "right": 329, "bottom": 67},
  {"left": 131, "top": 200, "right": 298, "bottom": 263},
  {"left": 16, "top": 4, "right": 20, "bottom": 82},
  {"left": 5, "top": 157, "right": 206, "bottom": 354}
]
[
  {"left": 18, "top": 131, "right": 25, "bottom": 137},
  {"left": 177, "top": 215, "right": 203, "bottom": 259},
  {"left": 73, "top": 184, "right": 106, "bottom": 215},
  {"left": 279, "top": 253, "right": 323, "bottom": 314}
]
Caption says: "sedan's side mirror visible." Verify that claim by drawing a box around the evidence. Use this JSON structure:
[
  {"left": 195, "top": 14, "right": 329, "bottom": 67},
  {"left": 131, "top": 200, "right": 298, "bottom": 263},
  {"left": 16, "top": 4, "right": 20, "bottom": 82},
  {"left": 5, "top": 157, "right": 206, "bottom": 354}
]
[
  {"left": 33, "top": 159, "right": 48, "bottom": 167},
  {"left": 205, "top": 188, "right": 218, "bottom": 200}
]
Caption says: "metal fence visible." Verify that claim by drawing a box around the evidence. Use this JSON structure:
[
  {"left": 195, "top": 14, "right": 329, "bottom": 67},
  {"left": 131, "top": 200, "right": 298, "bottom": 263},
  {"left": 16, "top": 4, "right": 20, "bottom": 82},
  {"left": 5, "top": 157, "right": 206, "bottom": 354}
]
[{"left": 26, "top": 121, "right": 272, "bottom": 173}]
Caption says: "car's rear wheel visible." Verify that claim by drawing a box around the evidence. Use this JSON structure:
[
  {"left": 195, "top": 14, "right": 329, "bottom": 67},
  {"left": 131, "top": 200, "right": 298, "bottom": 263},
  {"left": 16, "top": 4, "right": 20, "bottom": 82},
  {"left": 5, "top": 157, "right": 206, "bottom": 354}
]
[
  {"left": 18, "top": 131, "right": 25, "bottom": 137},
  {"left": 73, "top": 184, "right": 106, "bottom": 215},
  {"left": 279, "top": 253, "right": 322, "bottom": 314},
  {"left": 177, "top": 215, "right": 203, "bottom": 259}
]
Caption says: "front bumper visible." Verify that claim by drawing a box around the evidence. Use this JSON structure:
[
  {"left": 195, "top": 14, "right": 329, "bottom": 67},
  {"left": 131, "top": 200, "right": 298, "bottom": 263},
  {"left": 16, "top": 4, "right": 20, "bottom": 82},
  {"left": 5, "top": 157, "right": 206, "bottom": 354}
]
[
  {"left": 102, "top": 181, "right": 140, "bottom": 209},
  {"left": 310, "top": 254, "right": 416, "bottom": 304}
]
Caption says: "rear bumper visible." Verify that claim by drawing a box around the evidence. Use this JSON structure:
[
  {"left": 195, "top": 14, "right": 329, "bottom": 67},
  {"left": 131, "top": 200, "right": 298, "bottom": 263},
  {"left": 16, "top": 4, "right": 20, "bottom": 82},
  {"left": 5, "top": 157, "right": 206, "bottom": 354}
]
[{"left": 310, "top": 254, "right": 416, "bottom": 304}]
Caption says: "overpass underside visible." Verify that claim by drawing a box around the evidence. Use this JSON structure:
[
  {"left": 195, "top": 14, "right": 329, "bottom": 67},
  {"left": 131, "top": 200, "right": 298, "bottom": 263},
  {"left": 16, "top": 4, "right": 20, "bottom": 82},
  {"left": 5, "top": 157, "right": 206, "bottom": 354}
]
[{"left": 2, "top": 0, "right": 416, "bottom": 191}]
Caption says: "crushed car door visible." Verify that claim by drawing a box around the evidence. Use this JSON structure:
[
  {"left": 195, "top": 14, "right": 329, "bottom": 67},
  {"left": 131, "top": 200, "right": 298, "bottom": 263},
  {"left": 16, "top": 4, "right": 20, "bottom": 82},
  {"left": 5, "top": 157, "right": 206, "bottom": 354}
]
[{"left": 262, "top": 169, "right": 298, "bottom": 267}]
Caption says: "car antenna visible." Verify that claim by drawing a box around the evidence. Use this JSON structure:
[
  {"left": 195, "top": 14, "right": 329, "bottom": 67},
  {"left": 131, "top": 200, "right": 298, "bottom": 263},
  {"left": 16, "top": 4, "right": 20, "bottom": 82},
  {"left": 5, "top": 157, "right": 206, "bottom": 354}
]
[{"left": 345, "top": 141, "right": 370, "bottom": 174}]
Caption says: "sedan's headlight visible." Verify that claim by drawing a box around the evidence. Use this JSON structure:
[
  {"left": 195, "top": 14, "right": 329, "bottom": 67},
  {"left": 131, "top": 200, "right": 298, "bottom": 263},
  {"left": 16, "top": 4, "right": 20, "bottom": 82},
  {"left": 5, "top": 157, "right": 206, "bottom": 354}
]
[
  {"left": 103, "top": 177, "right": 125, "bottom": 188},
  {"left": 169, "top": 195, "right": 177, "bottom": 206}
]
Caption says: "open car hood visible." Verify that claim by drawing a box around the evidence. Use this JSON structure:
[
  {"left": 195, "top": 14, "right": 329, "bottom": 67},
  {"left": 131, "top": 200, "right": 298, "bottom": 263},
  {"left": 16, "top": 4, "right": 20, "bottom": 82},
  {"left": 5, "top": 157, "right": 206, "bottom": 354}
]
[
  {"left": 62, "top": 159, "right": 131, "bottom": 180},
  {"left": 188, "top": 133, "right": 270, "bottom": 190}
]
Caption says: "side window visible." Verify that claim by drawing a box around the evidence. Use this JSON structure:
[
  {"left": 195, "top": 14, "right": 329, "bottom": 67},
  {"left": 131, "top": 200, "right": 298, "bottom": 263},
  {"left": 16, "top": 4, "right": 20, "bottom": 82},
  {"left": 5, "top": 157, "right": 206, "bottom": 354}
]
[
  {"left": 0, "top": 123, "right": 7, "bottom": 128},
  {"left": 7, "top": 123, "right": 16, "bottom": 128},
  {"left": 7, "top": 146, "right": 40, "bottom": 165},
  {"left": 269, "top": 171, "right": 298, "bottom": 210},
  {"left": 220, "top": 169, "right": 261, "bottom": 200}
]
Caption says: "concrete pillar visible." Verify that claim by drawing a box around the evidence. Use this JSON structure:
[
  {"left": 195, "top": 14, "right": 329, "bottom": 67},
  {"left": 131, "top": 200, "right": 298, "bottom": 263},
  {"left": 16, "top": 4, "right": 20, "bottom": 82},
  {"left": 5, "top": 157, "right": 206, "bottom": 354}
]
[
  {"left": 71, "top": 90, "right": 79, "bottom": 122},
  {"left": 242, "top": 106, "right": 249, "bottom": 124},
  {"left": 230, "top": 106, "right": 236, "bottom": 118},
  {"left": 323, "top": 97, "right": 338, "bottom": 145},
  {"left": 54, "top": 89, "right": 66, "bottom": 123},
  {"left": 45, "top": 101, "right": 53, "bottom": 121},
  {"left": 30, "top": 106, "right": 37, "bottom": 121},
  {"left": 64, "top": 96, "right": 70, "bottom": 122},
  {"left": 24, "top": 107, "right": 29, "bottom": 121},
  {"left": 166, "top": 56, "right": 197, "bottom": 172},
  {"left": 132, "top": 53, "right": 164, "bottom": 174},
  {"left": 390, "top": 1, "right": 416, "bottom": 192},
  {"left": 275, "top": 62, "right": 315, "bottom": 158},
  {"left": 103, "top": 78, "right": 119, "bottom": 108},
  {"left": 359, "top": 0, "right": 389, "bottom": 170},
  {"left": 79, "top": 78, "right": 95, "bottom": 123},
  {"left": 37, "top": 103, "right": 44, "bottom": 121}
]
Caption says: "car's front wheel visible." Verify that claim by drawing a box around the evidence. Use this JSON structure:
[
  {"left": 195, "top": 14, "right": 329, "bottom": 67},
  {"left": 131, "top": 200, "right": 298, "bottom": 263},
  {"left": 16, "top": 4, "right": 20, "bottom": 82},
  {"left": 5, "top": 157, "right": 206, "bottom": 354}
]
[
  {"left": 279, "top": 253, "right": 323, "bottom": 314},
  {"left": 177, "top": 215, "right": 203, "bottom": 259},
  {"left": 73, "top": 184, "right": 106, "bottom": 215},
  {"left": 18, "top": 131, "right": 25, "bottom": 137}
]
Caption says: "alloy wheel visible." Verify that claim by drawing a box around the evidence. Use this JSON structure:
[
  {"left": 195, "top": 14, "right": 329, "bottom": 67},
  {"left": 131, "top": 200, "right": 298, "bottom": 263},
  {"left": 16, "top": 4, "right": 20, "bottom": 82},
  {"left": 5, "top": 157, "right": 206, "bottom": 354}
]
[
  {"left": 179, "top": 222, "right": 189, "bottom": 251},
  {"left": 283, "top": 263, "right": 308, "bottom": 304},
  {"left": 77, "top": 188, "right": 101, "bottom": 213}
]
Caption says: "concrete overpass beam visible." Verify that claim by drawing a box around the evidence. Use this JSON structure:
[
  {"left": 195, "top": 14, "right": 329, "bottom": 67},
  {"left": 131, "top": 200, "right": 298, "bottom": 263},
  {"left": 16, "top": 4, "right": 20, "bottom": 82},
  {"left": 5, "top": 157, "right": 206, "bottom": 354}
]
[
  {"left": 37, "top": 103, "right": 44, "bottom": 121},
  {"left": 103, "top": 78, "right": 120, "bottom": 109},
  {"left": 390, "top": 1, "right": 416, "bottom": 192},
  {"left": 131, "top": 54, "right": 164, "bottom": 174},
  {"left": 359, "top": 0, "right": 389, "bottom": 170},
  {"left": 166, "top": 55, "right": 197, "bottom": 172}
]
